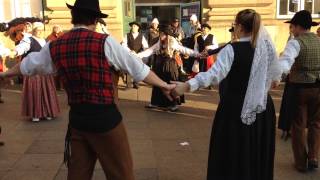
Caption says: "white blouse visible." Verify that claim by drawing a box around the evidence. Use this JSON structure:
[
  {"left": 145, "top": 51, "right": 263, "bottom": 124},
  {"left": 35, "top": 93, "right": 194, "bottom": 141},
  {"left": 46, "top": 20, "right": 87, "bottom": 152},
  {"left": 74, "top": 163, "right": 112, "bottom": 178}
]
[{"left": 15, "top": 36, "right": 46, "bottom": 56}]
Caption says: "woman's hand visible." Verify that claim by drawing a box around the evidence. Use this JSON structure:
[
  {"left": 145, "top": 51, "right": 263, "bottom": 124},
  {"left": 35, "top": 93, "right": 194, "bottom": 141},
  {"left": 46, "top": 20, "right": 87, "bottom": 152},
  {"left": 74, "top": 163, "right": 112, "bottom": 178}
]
[{"left": 170, "top": 81, "right": 190, "bottom": 97}]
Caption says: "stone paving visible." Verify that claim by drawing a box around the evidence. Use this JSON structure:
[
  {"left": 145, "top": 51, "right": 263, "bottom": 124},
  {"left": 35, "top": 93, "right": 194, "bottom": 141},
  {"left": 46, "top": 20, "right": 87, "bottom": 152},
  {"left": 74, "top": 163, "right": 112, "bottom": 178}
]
[{"left": 0, "top": 84, "right": 319, "bottom": 180}]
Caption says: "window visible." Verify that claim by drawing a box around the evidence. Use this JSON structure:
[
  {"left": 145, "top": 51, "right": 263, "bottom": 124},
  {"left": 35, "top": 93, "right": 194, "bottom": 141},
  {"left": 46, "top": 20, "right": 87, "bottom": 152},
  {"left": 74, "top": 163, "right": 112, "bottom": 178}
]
[
  {"left": 277, "top": 0, "right": 320, "bottom": 18},
  {"left": 11, "top": 0, "right": 32, "bottom": 18}
]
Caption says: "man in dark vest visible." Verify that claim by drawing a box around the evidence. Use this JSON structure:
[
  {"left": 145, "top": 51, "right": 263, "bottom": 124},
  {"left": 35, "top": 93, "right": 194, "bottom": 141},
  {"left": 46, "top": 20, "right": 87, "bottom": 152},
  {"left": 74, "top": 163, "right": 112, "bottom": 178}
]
[
  {"left": 279, "top": 10, "right": 320, "bottom": 172},
  {"left": 0, "top": 0, "right": 175, "bottom": 179},
  {"left": 194, "top": 23, "right": 218, "bottom": 72},
  {"left": 122, "top": 21, "right": 149, "bottom": 88}
]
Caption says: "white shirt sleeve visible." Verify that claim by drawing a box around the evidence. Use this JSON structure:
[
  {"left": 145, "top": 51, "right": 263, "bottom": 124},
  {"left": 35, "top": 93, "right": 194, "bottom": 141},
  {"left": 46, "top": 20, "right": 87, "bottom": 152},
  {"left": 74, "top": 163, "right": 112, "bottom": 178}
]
[
  {"left": 20, "top": 43, "right": 55, "bottom": 76},
  {"left": 194, "top": 39, "right": 199, "bottom": 53},
  {"left": 187, "top": 44, "right": 234, "bottom": 92},
  {"left": 172, "top": 40, "right": 198, "bottom": 57},
  {"left": 142, "top": 36, "right": 149, "bottom": 50},
  {"left": 279, "top": 39, "right": 300, "bottom": 74},
  {"left": 121, "top": 34, "right": 131, "bottom": 52},
  {"left": 137, "top": 41, "right": 160, "bottom": 58},
  {"left": 15, "top": 37, "right": 31, "bottom": 56},
  {"left": 104, "top": 36, "right": 150, "bottom": 82}
]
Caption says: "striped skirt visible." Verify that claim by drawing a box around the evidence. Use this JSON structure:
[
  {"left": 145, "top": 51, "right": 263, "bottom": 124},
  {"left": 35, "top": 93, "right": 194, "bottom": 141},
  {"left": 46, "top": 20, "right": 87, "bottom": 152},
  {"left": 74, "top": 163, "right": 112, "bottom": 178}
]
[{"left": 21, "top": 75, "right": 60, "bottom": 119}]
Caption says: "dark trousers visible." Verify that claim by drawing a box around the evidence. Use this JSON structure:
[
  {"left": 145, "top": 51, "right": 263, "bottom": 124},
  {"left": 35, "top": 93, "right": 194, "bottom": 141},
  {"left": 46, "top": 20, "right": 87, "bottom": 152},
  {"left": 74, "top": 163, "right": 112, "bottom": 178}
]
[
  {"left": 68, "top": 122, "right": 134, "bottom": 180},
  {"left": 291, "top": 87, "right": 320, "bottom": 169}
]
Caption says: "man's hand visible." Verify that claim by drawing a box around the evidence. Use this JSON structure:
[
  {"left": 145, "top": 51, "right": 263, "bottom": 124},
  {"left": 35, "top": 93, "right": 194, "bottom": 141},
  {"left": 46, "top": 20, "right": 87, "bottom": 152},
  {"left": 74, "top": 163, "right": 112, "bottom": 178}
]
[
  {"left": 161, "top": 83, "right": 176, "bottom": 101},
  {"left": 170, "top": 81, "right": 190, "bottom": 97}
]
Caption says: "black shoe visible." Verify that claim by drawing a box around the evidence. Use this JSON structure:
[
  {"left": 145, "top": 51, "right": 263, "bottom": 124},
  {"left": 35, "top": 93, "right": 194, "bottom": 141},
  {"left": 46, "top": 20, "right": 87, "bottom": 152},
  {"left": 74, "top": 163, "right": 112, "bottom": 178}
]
[
  {"left": 133, "top": 83, "right": 139, "bottom": 89},
  {"left": 308, "top": 160, "right": 318, "bottom": 170},
  {"left": 295, "top": 165, "right": 307, "bottom": 173}
]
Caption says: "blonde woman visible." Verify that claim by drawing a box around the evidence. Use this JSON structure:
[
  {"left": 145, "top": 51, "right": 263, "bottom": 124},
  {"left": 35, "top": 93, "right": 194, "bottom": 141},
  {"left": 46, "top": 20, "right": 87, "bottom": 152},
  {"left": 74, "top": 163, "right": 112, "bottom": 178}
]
[{"left": 172, "top": 9, "right": 282, "bottom": 180}]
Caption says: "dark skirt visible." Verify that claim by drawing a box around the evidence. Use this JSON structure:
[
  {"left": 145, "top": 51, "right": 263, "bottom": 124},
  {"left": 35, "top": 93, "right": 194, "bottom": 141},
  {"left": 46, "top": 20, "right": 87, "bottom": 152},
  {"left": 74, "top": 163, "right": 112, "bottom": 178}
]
[
  {"left": 151, "top": 56, "right": 184, "bottom": 107},
  {"left": 278, "top": 81, "right": 295, "bottom": 132},
  {"left": 207, "top": 95, "right": 276, "bottom": 180}
]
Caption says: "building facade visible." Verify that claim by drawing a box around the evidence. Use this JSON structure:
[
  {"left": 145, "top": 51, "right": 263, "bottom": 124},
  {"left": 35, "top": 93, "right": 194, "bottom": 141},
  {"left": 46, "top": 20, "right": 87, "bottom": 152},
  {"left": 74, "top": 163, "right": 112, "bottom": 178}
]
[{"left": 135, "top": 0, "right": 320, "bottom": 51}]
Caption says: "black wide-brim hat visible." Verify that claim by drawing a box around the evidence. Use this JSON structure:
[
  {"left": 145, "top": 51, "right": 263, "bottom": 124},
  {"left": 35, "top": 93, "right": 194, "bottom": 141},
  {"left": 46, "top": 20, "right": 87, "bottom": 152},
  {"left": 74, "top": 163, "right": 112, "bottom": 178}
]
[
  {"left": 129, "top": 21, "right": 141, "bottom": 29},
  {"left": 201, "top": 23, "right": 211, "bottom": 30},
  {"left": 66, "top": 0, "right": 108, "bottom": 18},
  {"left": 159, "top": 24, "right": 176, "bottom": 37},
  {"left": 285, "top": 10, "right": 318, "bottom": 28}
]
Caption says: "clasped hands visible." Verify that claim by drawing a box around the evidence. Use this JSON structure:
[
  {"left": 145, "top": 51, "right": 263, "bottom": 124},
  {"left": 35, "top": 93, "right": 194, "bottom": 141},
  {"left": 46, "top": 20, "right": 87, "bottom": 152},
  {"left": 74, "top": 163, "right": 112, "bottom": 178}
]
[{"left": 160, "top": 81, "right": 190, "bottom": 101}]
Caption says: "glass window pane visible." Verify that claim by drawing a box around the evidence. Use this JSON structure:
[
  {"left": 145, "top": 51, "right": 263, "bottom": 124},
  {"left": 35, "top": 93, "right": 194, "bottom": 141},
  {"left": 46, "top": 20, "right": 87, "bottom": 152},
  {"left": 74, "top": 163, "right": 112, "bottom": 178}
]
[
  {"left": 289, "top": 0, "right": 299, "bottom": 13},
  {"left": 280, "top": 0, "right": 289, "bottom": 15},
  {"left": 305, "top": 0, "right": 313, "bottom": 13}
]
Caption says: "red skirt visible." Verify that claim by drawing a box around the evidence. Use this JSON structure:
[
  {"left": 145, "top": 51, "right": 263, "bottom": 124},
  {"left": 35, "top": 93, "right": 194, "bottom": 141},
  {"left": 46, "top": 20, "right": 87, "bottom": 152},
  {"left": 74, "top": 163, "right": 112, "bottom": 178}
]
[{"left": 21, "top": 75, "right": 60, "bottom": 119}]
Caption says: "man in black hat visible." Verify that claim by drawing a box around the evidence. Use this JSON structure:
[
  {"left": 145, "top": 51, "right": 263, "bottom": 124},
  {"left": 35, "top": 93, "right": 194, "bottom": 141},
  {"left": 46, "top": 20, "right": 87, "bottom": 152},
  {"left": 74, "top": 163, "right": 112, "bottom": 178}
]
[
  {"left": 279, "top": 10, "right": 320, "bottom": 172},
  {"left": 169, "top": 17, "right": 185, "bottom": 41},
  {"left": 193, "top": 23, "right": 218, "bottom": 72},
  {"left": 122, "top": 21, "right": 148, "bottom": 54},
  {"left": 0, "top": 0, "right": 176, "bottom": 179},
  {"left": 122, "top": 21, "right": 149, "bottom": 89}
]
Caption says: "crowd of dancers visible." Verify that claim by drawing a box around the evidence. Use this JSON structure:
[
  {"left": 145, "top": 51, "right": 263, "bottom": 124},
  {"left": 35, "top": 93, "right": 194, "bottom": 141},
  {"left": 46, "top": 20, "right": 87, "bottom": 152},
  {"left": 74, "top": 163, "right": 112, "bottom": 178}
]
[{"left": 0, "top": 0, "right": 320, "bottom": 179}]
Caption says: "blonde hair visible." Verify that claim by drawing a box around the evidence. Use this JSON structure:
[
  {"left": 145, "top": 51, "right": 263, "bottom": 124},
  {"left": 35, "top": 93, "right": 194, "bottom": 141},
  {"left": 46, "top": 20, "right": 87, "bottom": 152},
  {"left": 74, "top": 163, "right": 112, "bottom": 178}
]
[{"left": 235, "top": 9, "right": 261, "bottom": 48}]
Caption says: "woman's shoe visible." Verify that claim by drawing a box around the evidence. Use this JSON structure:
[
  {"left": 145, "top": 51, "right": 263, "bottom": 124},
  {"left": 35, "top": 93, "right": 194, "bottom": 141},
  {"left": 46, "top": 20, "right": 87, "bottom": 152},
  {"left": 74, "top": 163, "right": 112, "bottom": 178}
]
[
  {"left": 168, "top": 105, "right": 179, "bottom": 112},
  {"left": 308, "top": 160, "right": 318, "bottom": 170},
  {"left": 32, "top": 118, "right": 40, "bottom": 122},
  {"left": 145, "top": 104, "right": 158, "bottom": 109}
]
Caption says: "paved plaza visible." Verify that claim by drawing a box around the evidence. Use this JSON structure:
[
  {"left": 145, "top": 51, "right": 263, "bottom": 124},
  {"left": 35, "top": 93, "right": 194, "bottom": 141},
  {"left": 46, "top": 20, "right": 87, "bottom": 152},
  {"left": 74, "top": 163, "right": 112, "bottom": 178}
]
[{"left": 0, "top": 84, "right": 319, "bottom": 180}]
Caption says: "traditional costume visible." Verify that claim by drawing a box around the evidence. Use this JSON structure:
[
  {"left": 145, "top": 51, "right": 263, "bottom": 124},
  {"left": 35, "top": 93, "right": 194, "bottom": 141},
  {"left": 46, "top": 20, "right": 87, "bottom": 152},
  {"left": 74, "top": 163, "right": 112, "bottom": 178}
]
[
  {"left": 138, "top": 27, "right": 198, "bottom": 111},
  {"left": 18, "top": 0, "right": 151, "bottom": 179},
  {"left": 279, "top": 10, "right": 320, "bottom": 171},
  {"left": 14, "top": 22, "right": 60, "bottom": 122},
  {"left": 186, "top": 12, "right": 282, "bottom": 179},
  {"left": 193, "top": 23, "right": 218, "bottom": 73},
  {"left": 122, "top": 21, "right": 149, "bottom": 88}
]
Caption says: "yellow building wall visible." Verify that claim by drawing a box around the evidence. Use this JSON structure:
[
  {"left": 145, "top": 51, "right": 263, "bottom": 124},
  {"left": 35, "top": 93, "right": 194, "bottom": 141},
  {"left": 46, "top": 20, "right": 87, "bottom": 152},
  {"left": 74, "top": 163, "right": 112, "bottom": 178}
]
[
  {"left": 45, "top": 0, "right": 125, "bottom": 41},
  {"left": 204, "top": 0, "right": 320, "bottom": 52}
]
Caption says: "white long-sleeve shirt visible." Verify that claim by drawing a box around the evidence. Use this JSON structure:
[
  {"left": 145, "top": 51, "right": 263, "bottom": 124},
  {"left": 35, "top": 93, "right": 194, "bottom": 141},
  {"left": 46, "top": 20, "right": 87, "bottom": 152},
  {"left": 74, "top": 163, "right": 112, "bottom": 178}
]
[
  {"left": 194, "top": 34, "right": 219, "bottom": 53},
  {"left": 278, "top": 39, "right": 301, "bottom": 74},
  {"left": 187, "top": 36, "right": 279, "bottom": 92},
  {"left": 121, "top": 32, "right": 149, "bottom": 52},
  {"left": 20, "top": 28, "right": 150, "bottom": 82},
  {"left": 14, "top": 36, "right": 46, "bottom": 56},
  {"left": 137, "top": 39, "right": 199, "bottom": 59}
]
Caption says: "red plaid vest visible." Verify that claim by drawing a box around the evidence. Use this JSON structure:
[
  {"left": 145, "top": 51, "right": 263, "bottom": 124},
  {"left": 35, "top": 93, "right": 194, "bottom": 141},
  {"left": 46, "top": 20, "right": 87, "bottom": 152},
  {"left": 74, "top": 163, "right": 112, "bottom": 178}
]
[{"left": 49, "top": 28, "right": 114, "bottom": 105}]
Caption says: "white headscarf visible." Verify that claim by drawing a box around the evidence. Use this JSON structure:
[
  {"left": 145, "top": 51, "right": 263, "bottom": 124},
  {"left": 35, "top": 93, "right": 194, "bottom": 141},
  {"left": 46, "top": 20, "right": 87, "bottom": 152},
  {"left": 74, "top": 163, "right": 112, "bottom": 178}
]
[{"left": 240, "top": 25, "right": 282, "bottom": 125}]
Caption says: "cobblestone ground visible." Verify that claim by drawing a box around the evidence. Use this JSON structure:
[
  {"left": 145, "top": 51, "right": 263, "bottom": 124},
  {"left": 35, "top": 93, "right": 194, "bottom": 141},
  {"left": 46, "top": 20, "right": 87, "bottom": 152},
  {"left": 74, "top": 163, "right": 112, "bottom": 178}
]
[{"left": 0, "top": 84, "right": 319, "bottom": 180}]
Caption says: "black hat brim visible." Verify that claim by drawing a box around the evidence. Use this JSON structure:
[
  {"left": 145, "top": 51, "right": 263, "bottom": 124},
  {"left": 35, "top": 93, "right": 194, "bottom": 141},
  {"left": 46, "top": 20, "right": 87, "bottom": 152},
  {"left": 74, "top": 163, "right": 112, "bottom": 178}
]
[
  {"left": 129, "top": 22, "right": 141, "bottom": 29},
  {"left": 66, "top": 3, "right": 108, "bottom": 18},
  {"left": 201, "top": 25, "right": 211, "bottom": 30},
  {"left": 284, "top": 20, "right": 319, "bottom": 26}
]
